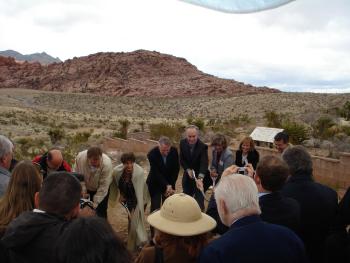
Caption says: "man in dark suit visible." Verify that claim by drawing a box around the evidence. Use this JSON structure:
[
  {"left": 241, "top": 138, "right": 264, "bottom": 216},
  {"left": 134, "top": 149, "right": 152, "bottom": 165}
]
[
  {"left": 252, "top": 155, "right": 300, "bottom": 234},
  {"left": 147, "top": 136, "right": 180, "bottom": 213},
  {"left": 199, "top": 174, "right": 307, "bottom": 263},
  {"left": 179, "top": 125, "right": 208, "bottom": 210},
  {"left": 282, "top": 146, "right": 338, "bottom": 263}
]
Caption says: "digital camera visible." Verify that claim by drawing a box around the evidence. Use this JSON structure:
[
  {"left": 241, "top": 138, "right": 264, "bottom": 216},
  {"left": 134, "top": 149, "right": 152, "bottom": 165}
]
[{"left": 238, "top": 167, "right": 246, "bottom": 174}]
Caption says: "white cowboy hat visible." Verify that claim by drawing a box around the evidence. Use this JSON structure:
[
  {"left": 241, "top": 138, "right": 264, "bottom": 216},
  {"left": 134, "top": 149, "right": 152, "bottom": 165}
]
[{"left": 147, "top": 193, "right": 216, "bottom": 236}]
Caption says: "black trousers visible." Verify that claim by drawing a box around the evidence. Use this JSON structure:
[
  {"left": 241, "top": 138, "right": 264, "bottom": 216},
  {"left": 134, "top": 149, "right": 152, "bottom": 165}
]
[
  {"left": 150, "top": 192, "right": 167, "bottom": 213},
  {"left": 182, "top": 173, "right": 204, "bottom": 210},
  {"left": 150, "top": 192, "right": 168, "bottom": 237},
  {"left": 88, "top": 189, "right": 110, "bottom": 218}
]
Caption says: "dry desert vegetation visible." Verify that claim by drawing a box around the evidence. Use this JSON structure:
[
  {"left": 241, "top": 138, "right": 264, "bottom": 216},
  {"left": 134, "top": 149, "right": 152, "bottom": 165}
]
[{"left": 1, "top": 88, "right": 350, "bottom": 159}]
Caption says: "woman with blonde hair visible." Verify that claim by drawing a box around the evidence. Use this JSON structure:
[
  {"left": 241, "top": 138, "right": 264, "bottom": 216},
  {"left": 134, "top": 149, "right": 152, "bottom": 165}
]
[
  {"left": 0, "top": 160, "right": 42, "bottom": 237},
  {"left": 235, "top": 136, "right": 260, "bottom": 170},
  {"left": 135, "top": 193, "right": 216, "bottom": 263}
]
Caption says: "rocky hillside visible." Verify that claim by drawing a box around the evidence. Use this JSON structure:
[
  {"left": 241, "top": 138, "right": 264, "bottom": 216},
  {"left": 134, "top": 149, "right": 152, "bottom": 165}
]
[
  {"left": 0, "top": 50, "right": 61, "bottom": 65},
  {"left": 0, "top": 50, "right": 279, "bottom": 97}
]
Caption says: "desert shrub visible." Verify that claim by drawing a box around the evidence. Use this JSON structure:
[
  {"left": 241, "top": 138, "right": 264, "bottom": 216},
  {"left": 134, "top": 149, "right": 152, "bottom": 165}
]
[
  {"left": 207, "top": 119, "right": 217, "bottom": 126},
  {"left": 15, "top": 137, "right": 48, "bottom": 160},
  {"left": 10, "top": 119, "right": 18, "bottom": 125},
  {"left": 112, "top": 131, "right": 126, "bottom": 139},
  {"left": 312, "top": 116, "right": 336, "bottom": 139},
  {"left": 61, "top": 147, "right": 79, "bottom": 166},
  {"left": 218, "top": 126, "right": 236, "bottom": 138},
  {"left": 69, "top": 131, "right": 92, "bottom": 144},
  {"left": 138, "top": 121, "right": 146, "bottom": 132},
  {"left": 92, "top": 133, "right": 102, "bottom": 139},
  {"left": 65, "top": 123, "right": 79, "bottom": 129},
  {"left": 4, "top": 111, "right": 16, "bottom": 118},
  {"left": 282, "top": 121, "right": 310, "bottom": 144},
  {"left": 225, "top": 114, "right": 252, "bottom": 126},
  {"left": 340, "top": 101, "right": 350, "bottom": 120},
  {"left": 118, "top": 119, "right": 130, "bottom": 139},
  {"left": 239, "top": 114, "right": 252, "bottom": 124},
  {"left": 62, "top": 132, "right": 94, "bottom": 165},
  {"left": 187, "top": 117, "right": 205, "bottom": 131},
  {"left": 149, "top": 122, "right": 184, "bottom": 143},
  {"left": 32, "top": 115, "right": 49, "bottom": 125},
  {"left": 342, "top": 126, "right": 350, "bottom": 136},
  {"left": 264, "top": 111, "right": 283, "bottom": 128},
  {"left": 208, "top": 119, "right": 237, "bottom": 138},
  {"left": 108, "top": 123, "right": 118, "bottom": 129},
  {"left": 0, "top": 119, "right": 8, "bottom": 125},
  {"left": 48, "top": 127, "right": 65, "bottom": 144}
]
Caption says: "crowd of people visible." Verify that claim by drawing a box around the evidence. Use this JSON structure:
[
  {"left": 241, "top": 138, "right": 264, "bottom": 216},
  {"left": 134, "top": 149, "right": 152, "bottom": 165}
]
[{"left": 0, "top": 128, "right": 349, "bottom": 263}]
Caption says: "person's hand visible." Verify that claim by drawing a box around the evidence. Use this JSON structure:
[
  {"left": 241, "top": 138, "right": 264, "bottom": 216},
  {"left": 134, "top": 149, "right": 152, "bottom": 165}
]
[
  {"left": 164, "top": 185, "right": 173, "bottom": 197},
  {"left": 196, "top": 178, "right": 204, "bottom": 192},
  {"left": 79, "top": 206, "right": 96, "bottom": 217},
  {"left": 119, "top": 195, "right": 126, "bottom": 204},
  {"left": 222, "top": 165, "right": 239, "bottom": 177},
  {"left": 187, "top": 169, "right": 194, "bottom": 179},
  {"left": 245, "top": 163, "right": 255, "bottom": 178}
]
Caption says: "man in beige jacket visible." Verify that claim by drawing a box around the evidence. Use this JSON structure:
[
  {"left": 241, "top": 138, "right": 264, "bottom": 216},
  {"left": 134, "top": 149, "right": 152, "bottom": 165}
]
[{"left": 73, "top": 146, "right": 113, "bottom": 218}]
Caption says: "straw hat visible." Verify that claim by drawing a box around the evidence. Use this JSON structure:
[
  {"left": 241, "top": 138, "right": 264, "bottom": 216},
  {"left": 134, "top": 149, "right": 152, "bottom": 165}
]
[{"left": 147, "top": 193, "right": 216, "bottom": 236}]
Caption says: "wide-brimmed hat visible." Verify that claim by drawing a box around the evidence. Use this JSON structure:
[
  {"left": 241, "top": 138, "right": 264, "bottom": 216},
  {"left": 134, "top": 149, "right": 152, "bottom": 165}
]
[{"left": 147, "top": 193, "right": 216, "bottom": 236}]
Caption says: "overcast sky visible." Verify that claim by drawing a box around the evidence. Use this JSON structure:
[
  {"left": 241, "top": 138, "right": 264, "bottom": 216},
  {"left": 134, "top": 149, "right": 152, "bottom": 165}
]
[{"left": 0, "top": 0, "right": 349, "bottom": 93}]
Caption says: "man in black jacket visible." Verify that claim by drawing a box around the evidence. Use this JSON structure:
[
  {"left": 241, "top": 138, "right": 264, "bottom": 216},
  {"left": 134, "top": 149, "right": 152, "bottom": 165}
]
[
  {"left": 179, "top": 125, "right": 209, "bottom": 210},
  {"left": 1, "top": 171, "right": 87, "bottom": 263},
  {"left": 253, "top": 155, "right": 300, "bottom": 234},
  {"left": 281, "top": 146, "right": 338, "bottom": 263},
  {"left": 147, "top": 136, "right": 180, "bottom": 212},
  {"left": 325, "top": 186, "right": 350, "bottom": 263}
]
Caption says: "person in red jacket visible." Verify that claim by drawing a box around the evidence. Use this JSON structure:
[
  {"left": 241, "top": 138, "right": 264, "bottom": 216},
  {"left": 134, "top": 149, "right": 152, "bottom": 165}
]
[{"left": 32, "top": 149, "right": 71, "bottom": 179}]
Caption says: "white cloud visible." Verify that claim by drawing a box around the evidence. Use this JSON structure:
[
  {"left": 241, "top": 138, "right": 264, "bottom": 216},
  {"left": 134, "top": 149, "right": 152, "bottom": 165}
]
[{"left": 0, "top": 0, "right": 349, "bottom": 93}]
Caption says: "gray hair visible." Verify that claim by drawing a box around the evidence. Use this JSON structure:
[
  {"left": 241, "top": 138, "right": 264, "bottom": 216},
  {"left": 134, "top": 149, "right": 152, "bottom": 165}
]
[
  {"left": 0, "top": 135, "right": 13, "bottom": 159},
  {"left": 185, "top": 125, "right": 199, "bottom": 133},
  {"left": 282, "top": 145, "right": 313, "bottom": 176},
  {"left": 215, "top": 174, "right": 261, "bottom": 215},
  {"left": 158, "top": 136, "right": 172, "bottom": 146}
]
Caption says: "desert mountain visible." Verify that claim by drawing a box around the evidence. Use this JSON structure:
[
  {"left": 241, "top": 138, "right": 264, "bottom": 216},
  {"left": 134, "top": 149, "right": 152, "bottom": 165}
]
[
  {"left": 0, "top": 50, "right": 61, "bottom": 65},
  {"left": 0, "top": 50, "right": 279, "bottom": 97}
]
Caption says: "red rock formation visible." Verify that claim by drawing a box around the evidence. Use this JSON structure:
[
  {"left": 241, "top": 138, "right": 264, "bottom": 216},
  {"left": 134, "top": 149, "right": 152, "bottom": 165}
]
[{"left": 0, "top": 50, "right": 280, "bottom": 97}]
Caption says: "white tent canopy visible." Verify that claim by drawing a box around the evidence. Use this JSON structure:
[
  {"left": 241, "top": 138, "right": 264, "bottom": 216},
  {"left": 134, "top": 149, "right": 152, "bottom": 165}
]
[
  {"left": 180, "top": 0, "right": 295, "bottom": 13},
  {"left": 250, "top": 127, "right": 284, "bottom": 143}
]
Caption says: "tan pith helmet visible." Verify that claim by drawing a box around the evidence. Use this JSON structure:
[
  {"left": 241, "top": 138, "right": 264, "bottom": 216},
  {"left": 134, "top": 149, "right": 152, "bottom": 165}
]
[{"left": 147, "top": 193, "right": 216, "bottom": 236}]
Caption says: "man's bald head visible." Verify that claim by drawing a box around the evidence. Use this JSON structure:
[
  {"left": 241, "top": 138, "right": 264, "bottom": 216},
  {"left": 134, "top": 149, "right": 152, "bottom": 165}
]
[{"left": 47, "top": 149, "right": 63, "bottom": 171}]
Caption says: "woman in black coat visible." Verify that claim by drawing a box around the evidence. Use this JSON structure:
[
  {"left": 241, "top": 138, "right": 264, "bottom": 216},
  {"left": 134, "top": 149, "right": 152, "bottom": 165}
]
[{"left": 235, "top": 136, "right": 259, "bottom": 169}]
